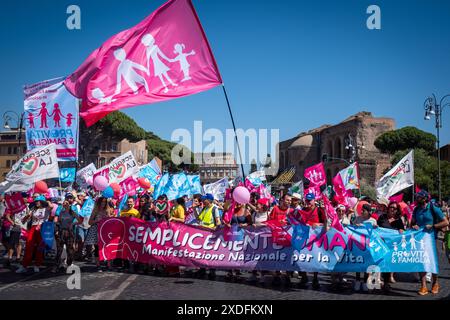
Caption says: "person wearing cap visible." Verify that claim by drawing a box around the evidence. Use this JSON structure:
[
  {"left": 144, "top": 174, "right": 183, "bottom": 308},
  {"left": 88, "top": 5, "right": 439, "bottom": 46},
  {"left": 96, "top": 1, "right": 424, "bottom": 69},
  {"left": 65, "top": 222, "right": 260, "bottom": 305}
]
[
  {"left": 52, "top": 198, "right": 83, "bottom": 273},
  {"left": 16, "top": 195, "right": 53, "bottom": 274},
  {"left": 411, "top": 190, "right": 449, "bottom": 296},
  {"left": 194, "top": 194, "right": 220, "bottom": 280},
  {"left": 336, "top": 204, "right": 350, "bottom": 225},
  {"left": 297, "top": 192, "right": 327, "bottom": 289},
  {"left": 290, "top": 193, "right": 302, "bottom": 211},
  {"left": 197, "top": 194, "right": 221, "bottom": 229},
  {"left": 63, "top": 193, "right": 85, "bottom": 262}
]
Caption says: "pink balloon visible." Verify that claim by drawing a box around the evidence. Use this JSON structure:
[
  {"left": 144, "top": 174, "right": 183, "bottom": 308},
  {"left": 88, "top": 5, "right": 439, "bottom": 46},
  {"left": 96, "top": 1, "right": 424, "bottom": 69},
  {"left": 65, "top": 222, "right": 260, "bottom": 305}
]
[
  {"left": 94, "top": 176, "right": 109, "bottom": 191},
  {"left": 347, "top": 197, "right": 358, "bottom": 209},
  {"left": 128, "top": 189, "right": 136, "bottom": 197},
  {"left": 86, "top": 177, "right": 94, "bottom": 186},
  {"left": 233, "top": 186, "right": 250, "bottom": 204}
]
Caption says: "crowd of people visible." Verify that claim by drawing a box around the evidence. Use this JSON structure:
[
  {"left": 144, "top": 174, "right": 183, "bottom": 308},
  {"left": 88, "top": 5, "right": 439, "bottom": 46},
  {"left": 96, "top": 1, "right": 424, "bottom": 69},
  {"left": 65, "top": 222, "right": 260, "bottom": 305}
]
[{"left": 1, "top": 186, "right": 449, "bottom": 296}]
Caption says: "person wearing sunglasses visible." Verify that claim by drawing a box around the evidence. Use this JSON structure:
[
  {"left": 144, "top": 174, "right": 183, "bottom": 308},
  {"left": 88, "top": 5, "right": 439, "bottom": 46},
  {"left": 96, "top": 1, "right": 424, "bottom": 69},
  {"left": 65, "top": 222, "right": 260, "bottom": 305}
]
[{"left": 377, "top": 201, "right": 405, "bottom": 292}]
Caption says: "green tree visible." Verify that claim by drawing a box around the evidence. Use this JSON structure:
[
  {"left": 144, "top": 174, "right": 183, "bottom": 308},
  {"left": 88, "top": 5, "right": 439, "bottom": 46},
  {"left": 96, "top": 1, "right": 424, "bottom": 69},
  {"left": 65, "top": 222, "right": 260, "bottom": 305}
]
[
  {"left": 374, "top": 126, "right": 436, "bottom": 154},
  {"left": 391, "top": 149, "right": 450, "bottom": 200},
  {"left": 359, "top": 178, "right": 377, "bottom": 200},
  {"left": 79, "top": 111, "right": 198, "bottom": 172}
]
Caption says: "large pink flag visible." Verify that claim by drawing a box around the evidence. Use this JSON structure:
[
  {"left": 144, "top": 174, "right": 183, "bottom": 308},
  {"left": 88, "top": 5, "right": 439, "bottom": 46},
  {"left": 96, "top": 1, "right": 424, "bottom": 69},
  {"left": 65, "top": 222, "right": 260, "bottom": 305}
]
[
  {"left": 64, "top": 0, "right": 222, "bottom": 126},
  {"left": 304, "top": 162, "right": 326, "bottom": 187}
]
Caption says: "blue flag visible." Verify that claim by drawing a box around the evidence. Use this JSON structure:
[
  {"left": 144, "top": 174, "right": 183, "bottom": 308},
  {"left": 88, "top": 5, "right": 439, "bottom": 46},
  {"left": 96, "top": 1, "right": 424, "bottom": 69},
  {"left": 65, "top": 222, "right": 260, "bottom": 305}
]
[
  {"left": 153, "top": 173, "right": 170, "bottom": 199},
  {"left": 117, "top": 194, "right": 128, "bottom": 217},
  {"left": 164, "top": 173, "right": 191, "bottom": 200},
  {"left": 59, "top": 168, "right": 76, "bottom": 183},
  {"left": 187, "top": 175, "right": 203, "bottom": 195},
  {"left": 139, "top": 163, "right": 161, "bottom": 186}
]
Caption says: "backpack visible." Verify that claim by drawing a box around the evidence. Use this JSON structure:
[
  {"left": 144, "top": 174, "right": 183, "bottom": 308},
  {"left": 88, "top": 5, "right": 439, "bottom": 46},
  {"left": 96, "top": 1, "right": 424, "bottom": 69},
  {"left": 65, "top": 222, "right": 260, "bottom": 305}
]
[{"left": 430, "top": 203, "right": 447, "bottom": 235}]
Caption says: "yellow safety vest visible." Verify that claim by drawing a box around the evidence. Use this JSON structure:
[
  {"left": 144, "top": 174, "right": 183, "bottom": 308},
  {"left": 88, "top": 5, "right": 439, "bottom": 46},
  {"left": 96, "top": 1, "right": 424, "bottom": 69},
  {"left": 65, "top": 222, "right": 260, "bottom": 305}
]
[{"left": 198, "top": 205, "right": 215, "bottom": 228}]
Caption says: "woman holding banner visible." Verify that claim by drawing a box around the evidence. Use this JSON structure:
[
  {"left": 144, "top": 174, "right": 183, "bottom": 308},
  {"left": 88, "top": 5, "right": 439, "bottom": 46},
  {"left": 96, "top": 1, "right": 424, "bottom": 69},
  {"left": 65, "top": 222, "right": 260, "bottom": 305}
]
[
  {"left": 224, "top": 203, "right": 252, "bottom": 281},
  {"left": 377, "top": 201, "right": 405, "bottom": 292},
  {"left": 16, "top": 196, "right": 53, "bottom": 274}
]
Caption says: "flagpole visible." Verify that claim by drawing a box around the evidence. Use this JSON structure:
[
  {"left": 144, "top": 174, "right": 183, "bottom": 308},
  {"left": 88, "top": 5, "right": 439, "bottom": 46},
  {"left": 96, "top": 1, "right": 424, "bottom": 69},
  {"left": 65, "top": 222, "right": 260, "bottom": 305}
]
[{"left": 222, "top": 84, "right": 245, "bottom": 181}]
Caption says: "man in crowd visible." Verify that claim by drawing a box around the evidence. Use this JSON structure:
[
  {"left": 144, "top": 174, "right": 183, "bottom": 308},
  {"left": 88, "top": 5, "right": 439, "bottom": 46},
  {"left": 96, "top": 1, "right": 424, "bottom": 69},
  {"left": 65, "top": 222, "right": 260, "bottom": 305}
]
[
  {"left": 411, "top": 190, "right": 449, "bottom": 295},
  {"left": 197, "top": 194, "right": 221, "bottom": 229},
  {"left": 120, "top": 197, "right": 141, "bottom": 218}
]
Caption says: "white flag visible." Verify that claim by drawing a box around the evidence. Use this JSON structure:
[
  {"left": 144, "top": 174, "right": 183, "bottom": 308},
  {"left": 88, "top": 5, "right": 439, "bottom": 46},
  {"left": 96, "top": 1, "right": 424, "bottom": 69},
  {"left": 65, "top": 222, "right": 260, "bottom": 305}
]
[
  {"left": 338, "top": 162, "right": 360, "bottom": 190},
  {"left": 76, "top": 163, "right": 96, "bottom": 188},
  {"left": 289, "top": 180, "right": 304, "bottom": 197},
  {"left": 108, "top": 151, "right": 139, "bottom": 184},
  {"left": 6, "top": 143, "right": 59, "bottom": 184},
  {"left": 203, "top": 177, "right": 229, "bottom": 201},
  {"left": 376, "top": 150, "right": 414, "bottom": 202}
]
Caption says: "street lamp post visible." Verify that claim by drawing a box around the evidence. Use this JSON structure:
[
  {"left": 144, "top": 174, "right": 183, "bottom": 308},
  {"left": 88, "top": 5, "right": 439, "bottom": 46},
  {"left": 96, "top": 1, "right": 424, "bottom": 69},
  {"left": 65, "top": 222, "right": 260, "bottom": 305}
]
[
  {"left": 345, "top": 133, "right": 357, "bottom": 163},
  {"left": 2, "top": 111, "right": 25, "bottom": 159},
  {"left": 424, "top": 93, "right": 450, "bottom": 204}
]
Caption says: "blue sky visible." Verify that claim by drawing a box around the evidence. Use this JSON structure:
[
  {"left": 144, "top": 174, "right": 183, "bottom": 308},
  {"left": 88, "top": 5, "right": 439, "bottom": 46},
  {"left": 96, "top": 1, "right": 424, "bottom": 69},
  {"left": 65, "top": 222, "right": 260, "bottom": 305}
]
[{"left": 1, "top": 0, "right": 449, "bottom": 167}]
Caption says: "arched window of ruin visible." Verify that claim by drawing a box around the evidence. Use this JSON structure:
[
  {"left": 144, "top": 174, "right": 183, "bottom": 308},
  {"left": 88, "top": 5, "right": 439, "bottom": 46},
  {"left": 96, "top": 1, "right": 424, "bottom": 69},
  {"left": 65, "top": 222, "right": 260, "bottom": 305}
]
[
  {"left": 327, "top": 141, "right": 333, "bottom": 158},
  {"left": 335, "top": 138, "right": 342, "bottom": 158}
]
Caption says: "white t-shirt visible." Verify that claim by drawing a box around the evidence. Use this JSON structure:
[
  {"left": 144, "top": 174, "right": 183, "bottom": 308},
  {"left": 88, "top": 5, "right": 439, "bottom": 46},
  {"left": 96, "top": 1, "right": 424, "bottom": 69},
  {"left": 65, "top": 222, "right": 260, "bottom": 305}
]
[
  {"left": 32, "top": 208, "right": 49, "bottom": 226},
  {"left": 253, "top": 211, "right": 268, "bottom": 226},
  {"left": 13, "top": 209, "right": 29, "bottom": 230}
]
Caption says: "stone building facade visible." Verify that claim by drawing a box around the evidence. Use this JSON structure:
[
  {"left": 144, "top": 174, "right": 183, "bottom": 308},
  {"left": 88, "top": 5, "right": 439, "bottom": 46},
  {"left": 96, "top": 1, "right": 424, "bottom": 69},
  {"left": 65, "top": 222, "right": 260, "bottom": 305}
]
[
  {"left": 83, "top": 138, "right": 148, "bottom": 169},
  {"left": 0, "top": 130, "right": 26, "bottom": 181},
  {"left": 277, "top": 112, "right": 395, "bottom": 187},
  {"left": 194, "top": 152, "right": 239, "bottom": 184}
]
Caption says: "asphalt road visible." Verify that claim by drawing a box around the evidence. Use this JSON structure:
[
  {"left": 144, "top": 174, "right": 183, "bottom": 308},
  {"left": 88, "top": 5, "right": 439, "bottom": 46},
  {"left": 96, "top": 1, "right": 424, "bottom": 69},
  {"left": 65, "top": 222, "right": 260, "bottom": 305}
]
[{"left": 0, "top": 245, "right": 449, "bottom": 300}]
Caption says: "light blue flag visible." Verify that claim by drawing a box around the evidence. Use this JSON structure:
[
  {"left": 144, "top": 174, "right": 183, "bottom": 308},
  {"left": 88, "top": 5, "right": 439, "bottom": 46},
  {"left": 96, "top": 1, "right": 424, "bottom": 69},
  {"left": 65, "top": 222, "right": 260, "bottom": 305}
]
[
  {"left": 60, "top": 168, "right": 76, "bottom": 183},
  {"left": 187, "top": 175, "right": 203, "bottom": 195},
  {"left": 149, "top": 158, "right": 161, "bottom": 175},
  {"left": 164, "top": 173, "right": 191, "bottom": 200},
  {"left": 153, "top": 173, "right": 170, "bottom": 199},
  {"left": 117, "top": 194, "right": 128, "bottom": 217},
  {"left": 78, "top": 197, "right": 95, "bottom": 218},
  {"left": 138, "top": 163, "right": 161, "bottom": 186}
]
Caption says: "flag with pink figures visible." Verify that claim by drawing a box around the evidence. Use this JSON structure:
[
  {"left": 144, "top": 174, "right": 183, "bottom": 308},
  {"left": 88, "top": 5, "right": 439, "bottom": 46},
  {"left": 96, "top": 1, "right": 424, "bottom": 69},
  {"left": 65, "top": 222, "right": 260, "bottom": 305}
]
[{"left": 64, "top": 0, "right": 222, "bottom": 127}]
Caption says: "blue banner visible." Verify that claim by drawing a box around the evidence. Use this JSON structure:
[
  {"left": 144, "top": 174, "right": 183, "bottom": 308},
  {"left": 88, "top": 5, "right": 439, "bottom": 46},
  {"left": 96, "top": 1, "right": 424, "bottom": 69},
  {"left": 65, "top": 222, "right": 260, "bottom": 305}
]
[
  {"left": 59, "top": 167, "right": 76, "bottom": 183},
  {"left": 40, "top": 221, "right": 55, "bottom": 250},
  {"left": 291, "top": 225, "right": 438, "bottom": 273},
  {"left": 78, "top": 197, "right": 95, "bottom": 218}
]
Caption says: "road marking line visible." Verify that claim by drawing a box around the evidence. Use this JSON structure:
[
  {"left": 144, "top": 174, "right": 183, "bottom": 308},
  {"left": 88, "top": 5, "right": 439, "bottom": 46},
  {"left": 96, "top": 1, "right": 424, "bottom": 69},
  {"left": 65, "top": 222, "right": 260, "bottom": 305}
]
[
  {"left": 0, "top": 267, "right": 50, "bottom": 293},
  {"left": 81, "top": 274, "right": 138, "bottom": 300}
]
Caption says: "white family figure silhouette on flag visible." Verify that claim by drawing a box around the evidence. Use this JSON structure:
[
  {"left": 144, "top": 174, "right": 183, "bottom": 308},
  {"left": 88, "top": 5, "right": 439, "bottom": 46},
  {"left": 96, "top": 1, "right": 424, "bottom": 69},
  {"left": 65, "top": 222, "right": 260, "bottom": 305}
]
[
  {"left": 92, "top": 33, "right": 197, "bottom": 103},
  {"left": 393, "top": 234, "right": 426, "bottom": 252}
]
